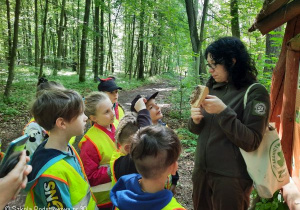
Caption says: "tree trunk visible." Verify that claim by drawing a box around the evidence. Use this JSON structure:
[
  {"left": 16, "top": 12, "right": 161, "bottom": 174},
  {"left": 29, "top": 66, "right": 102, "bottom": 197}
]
[
  {"left": 137, "top": 0, "right": 145, "bottom": 80},
  {"left": 4, "top": 0, "right": 21, "bottom": 97},
  {"left": 185, "top": 0, "right": 201, "bottom": 80},
  {"left": 79, "top": 0, "right": 91, "bottom": 82},
  {"left": 93, "top": 1, "right": 100, "bottom": 81},
  {"left": 76, "top": 0, "right": 80, "bottom": 74},
  {"left": 38, "top": 0, "right": 49, "bottom": 78},
  {"left": 99, "top": 0, "right": 104, "bottom": 76},
  {"left": 34, "top": 0, "right": 39, "bottom": 72},
  {"left": 198, "top": 0, "right": 209, "bottom": 78},
  {"left": 5, "top": 0, "right": 12, "bottom": 62},
  {"left": 230, "top": 0, "right": 240, "bottom": 38},
  {"left": 62, "top": 12, "right": 68, "bottom": 69},
  {"left": 185, "top": 0, "right": 200, "bottom": 53},
  {"left": 26, "top": 0, "right": 33, "bottom": 66},
  {"left": 128, "top": 15, "right": 136, "bottom": 80},
  {"left": 54, "top": 0, "right": 66, "bottom": 74},
  {"left": 264, "top": 26, "right": 282, "bottom": 73}
]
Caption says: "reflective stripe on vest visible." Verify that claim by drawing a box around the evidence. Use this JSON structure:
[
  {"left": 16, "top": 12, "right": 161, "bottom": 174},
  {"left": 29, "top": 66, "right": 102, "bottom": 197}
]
[
  {"left": 79, "top": 125, "right": 117, "bottom": 206},
  {"left": 114, "top": 197, "right": 185, "bottom": 210},
  {"left": 25, "top": 147, "right": 96, "bottom": 209},
  {"left": 113, "top": 105, "right": 124, "bottom": 128},
  {"left": 110, "top": 150, "right": 124, "bottom": 187}
]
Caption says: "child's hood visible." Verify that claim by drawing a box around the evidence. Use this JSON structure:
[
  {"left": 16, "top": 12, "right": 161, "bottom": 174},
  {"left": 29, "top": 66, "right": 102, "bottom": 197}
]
[
  {"left": 110, "top": 173, "right": 173, "bottom": 210},
  {"left": 25, "top": 140, "right": 67, "bottom": 191}
]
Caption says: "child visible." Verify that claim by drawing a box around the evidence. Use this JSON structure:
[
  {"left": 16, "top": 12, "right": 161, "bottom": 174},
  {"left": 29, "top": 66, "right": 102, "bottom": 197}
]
[
  {"left": 110, "top": 125, "right": 186, "bottom": 210},
  {"left": 24, "top": 89, "right": 96, "bottom": 209},
  {"left": 110, "top": 96, "right": 151, "bottom": 185},
  {"left": 98, "top": 77, "right": 124, "bottom": 128},
  {"left": 23, "top": 77, "right": 65, "bottom": 156},
  {"left": 131, "top": 92, "right": 179, "bottom": 193},
  {"left": 79, "top": 91, "right": 116, "bottom": 209}
]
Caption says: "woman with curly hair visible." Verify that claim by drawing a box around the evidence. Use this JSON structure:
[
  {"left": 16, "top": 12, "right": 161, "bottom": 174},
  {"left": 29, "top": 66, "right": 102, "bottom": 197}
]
[{"left": 189, "top": 37, "right": 270, "bottom": 210}]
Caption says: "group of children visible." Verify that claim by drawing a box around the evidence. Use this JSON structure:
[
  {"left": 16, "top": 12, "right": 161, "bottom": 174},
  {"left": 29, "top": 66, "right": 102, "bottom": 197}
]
[{"left": 20, "top": 77, "right": 186, "bottom": 210}]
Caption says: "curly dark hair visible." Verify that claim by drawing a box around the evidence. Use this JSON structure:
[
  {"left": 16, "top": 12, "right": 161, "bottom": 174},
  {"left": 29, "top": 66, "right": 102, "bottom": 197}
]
[{"left": 205, "top": 37, "right": 257, "bottom": 89}]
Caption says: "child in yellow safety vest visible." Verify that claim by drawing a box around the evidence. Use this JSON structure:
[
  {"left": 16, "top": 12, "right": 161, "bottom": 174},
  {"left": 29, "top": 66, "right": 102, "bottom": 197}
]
[
  {"left": 23, "top": 77, "right": 65, "bottom": 157},
  {"left": 24, "top": 89, "right": 96, "bottom": 209},
  {"left": 79, "top": 91, "right": 117, "bottom": 210},
  {"left": 97, "top": 77, "right": 125, "bottom": 128},
  {"left": 110, "top": 125, "right": 186, "bottom": 210}
]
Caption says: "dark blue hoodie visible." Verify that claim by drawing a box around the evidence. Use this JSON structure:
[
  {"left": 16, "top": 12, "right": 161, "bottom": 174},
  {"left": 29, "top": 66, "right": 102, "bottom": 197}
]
[{"left": 110, "top": 173, "right": 173, "bottom": 210}]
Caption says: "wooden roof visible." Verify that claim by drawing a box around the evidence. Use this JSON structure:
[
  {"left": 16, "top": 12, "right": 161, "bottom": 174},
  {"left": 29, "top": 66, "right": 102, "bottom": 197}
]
[{"left": 249, "top": 0, "right": 300, "bottom": 35}]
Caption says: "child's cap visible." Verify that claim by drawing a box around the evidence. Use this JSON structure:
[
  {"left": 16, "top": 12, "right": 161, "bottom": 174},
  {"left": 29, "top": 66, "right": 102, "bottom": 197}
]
[
  {"left": 97, "top": 77, "right": 122, "bottom": 92},
  {"left": 145, "top": 92, "right": 158, "bottom": 101},
  {"left": 130, "top": 92, "right": 159, "bottom": 112}
]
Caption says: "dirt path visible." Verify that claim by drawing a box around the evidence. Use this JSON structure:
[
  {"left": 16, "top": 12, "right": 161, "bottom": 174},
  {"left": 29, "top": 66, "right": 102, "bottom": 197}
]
[{"left": 4, "top": 80, "right": 195, "bottom": 209}]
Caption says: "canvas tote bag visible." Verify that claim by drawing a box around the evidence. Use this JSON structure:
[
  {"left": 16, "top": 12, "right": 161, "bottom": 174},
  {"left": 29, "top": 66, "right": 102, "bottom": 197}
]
[{"left": 240, "top": 83, "right": 289, "bottom": 198}]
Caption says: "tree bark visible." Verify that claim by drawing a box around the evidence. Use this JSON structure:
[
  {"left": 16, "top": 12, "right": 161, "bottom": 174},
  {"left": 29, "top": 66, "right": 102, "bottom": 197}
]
[
  {"left": 137, "top": 0, "right": 145, "bottom": 80},
  {"left": 26, "top": 0, "right": 33, "bottom": 66},
  {"left": 5, "top": 0, "right": 12, "bottom": 62},
  {"left": 4, "top": 0, "right": 21, "bottom": 97},
  {"left": 128, "top": 15, "right": 136, "bottom": 80},
  {"left": 230, "top": 0, "right": 240, "bottom": 38},
  {"left": 99, "top": 0, "right": 104, "bottom": 76},
  {"left": 79, "top": 0, "right": 91, "bottom": 82},
  {"left": 185, "top": 0, "right": 199, "bottom": 53},
  {"left": 54, "top": 0, "right": 66, "bottom": 73},
  {"left": 38, "top": 0, "right": 49, "bottom": 78},
  {"left": 93, "top": 0, "right": 100, "bottom": 81},
  {"left": 198, "top": 0, "right": 209, "bottom": 78},
  {"left": 34, "top": 0, "right": 39, "bottom": 71}
]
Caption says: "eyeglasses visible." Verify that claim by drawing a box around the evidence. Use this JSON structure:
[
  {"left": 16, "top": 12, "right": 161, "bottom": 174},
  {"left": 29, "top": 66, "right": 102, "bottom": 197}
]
[{"left": 206, "top": 63, "right": 218, "bottom": 69}]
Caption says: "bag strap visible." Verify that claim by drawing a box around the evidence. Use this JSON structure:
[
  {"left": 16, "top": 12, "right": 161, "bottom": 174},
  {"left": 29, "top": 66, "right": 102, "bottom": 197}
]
[{"left": 243, "top": 83, "right": 259, "bottom": 109}]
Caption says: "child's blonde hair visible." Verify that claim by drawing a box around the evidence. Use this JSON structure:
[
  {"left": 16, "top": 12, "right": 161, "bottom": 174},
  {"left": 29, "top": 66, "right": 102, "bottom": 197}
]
[{"left": 84, "top": 91, "right": 109, "bottom": 118}]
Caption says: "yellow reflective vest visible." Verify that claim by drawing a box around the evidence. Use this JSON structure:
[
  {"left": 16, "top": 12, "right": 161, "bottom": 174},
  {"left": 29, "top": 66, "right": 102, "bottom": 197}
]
[
  {"left": 24, "top": 146, "right": 96, "bottom": 209},
  {"left": 79, "top": 124, "right": 117, "bottom": 207},
  {"left": 113, "top": 104, "right": 125, "bottom": 128}
]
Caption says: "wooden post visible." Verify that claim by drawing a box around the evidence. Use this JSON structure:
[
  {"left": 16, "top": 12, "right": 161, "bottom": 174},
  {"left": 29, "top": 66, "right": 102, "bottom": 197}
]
[
  {"left": 270, "top": 16, "right": 300, "bottom": 130},
  {"left": 280, "top": 49, "right": 300, "bottom": 174}
]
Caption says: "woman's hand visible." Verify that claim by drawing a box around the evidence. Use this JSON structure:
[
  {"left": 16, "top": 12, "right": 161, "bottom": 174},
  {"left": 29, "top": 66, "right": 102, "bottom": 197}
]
[
  {"left": 191, "top": 107, "right": 204, "bottom": 124},
  {"left": 202, "top": 95, "right": 227, "bottom": 114}
]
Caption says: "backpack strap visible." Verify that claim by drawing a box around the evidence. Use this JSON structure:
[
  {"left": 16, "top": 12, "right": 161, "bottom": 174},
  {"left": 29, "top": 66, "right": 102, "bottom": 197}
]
[{"left": 243, "top": 83, "right": 260, "bottom": 109}]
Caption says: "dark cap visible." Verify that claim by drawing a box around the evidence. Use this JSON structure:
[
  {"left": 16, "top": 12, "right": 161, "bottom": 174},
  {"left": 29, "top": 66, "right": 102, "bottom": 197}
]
[
  {"left": 97, "top": 77, "right": 122, "bottom": 92},
  {"left": 130, "top": 95, "right": 142, "bottom": 112},
  {"left": 145, "top": 92, "right": 158, "bottom": 101},
  {"left": 130, "top": 92, "right": 159, "bottom": 112}
]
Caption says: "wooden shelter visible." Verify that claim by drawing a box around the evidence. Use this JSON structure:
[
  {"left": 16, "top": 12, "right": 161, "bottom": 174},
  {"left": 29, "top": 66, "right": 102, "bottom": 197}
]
[{"left": 249, "top": 0, "right": 300, "bottom": 176}]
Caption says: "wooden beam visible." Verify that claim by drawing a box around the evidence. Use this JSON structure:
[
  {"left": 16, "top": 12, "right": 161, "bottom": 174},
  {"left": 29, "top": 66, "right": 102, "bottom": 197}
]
[
  {"left": 280, "top": 49, "right": 300, "bottom": 174},
  {"left": 269, "top": 16, "right": 300, "bottom": 127},
  {"left": 249, "top": 0, "right": 300, "bottom": 35},
  {"left": 287, "top": 33, "right": 300, "bottom": 51}
]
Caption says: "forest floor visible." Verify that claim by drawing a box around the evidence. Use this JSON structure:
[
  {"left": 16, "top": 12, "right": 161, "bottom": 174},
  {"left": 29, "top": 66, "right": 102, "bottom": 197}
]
[{"left": 2, "top": 80, "right": 195, "bottom": 210}]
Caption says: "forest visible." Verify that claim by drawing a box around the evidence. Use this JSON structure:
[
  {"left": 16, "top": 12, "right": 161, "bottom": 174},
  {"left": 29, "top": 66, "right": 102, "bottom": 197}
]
[
  {"left": 0, "top": 0, "right": 283, "bottom": 96},
  {"left": 0, "top": 0, "right": 293, "bottom": 209}
]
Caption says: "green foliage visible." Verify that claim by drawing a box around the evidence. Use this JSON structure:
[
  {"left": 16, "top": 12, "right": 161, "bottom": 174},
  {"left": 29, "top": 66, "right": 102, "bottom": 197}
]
[
  {"left": 251, "top": 189, "right": 289, "bottom": 210},
  {"left": 176, "top": 127, "right": 198, "bottom": 153},
  {"left": 0, "top": 65, "right": 153, "bottom": 121}
]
